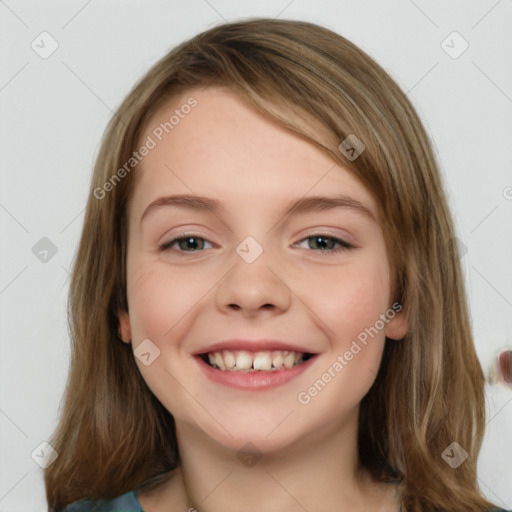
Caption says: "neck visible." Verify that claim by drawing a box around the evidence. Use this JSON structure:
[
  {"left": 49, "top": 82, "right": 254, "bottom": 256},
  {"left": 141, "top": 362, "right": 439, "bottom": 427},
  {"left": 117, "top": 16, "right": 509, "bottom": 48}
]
[{"left": 150, "top": 413, "right": 398, "bottom": 512}]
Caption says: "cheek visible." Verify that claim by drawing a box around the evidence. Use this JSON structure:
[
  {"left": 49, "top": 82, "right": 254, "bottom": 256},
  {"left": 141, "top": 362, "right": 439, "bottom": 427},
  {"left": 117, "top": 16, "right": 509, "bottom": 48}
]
[
  {"left": 126, "top": 259, "right": 207, "bottom": 343},
  {"left": 125, "top": 261, "right": 200, "bottom": 420},
  {"left": 127, "top": 265, "right": 175, "bottom": 341},
  {"left": 295, "top": 260, "right": 391, "bottom": 416},
  {"left": 302, "top": 254, "right": 391, "bottom": 346}
]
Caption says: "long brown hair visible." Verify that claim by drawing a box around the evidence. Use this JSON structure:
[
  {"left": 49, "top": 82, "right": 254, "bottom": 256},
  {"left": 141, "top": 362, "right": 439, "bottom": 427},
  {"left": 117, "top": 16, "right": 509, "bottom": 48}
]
[{"left": 45, "top": 18, "right": 497, "bottom": 512}]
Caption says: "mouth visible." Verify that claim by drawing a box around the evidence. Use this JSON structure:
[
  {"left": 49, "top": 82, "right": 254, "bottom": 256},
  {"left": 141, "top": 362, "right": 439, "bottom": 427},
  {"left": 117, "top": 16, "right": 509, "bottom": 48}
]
[{"left": 199, "top": 350, "right": 315, "bottom": 372}]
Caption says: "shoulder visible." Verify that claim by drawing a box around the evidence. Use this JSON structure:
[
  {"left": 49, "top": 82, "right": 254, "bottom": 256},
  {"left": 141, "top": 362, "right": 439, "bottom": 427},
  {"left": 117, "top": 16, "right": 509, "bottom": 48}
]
[{"left": 59, "top": 490, "right": 143, "bottom": 512}]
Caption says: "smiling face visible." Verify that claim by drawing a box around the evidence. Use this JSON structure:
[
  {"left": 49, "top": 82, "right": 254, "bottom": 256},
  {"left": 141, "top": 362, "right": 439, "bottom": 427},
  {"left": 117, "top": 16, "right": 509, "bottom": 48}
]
[{"left": 118, "top": 86, "right": 406, "bottom": 454}]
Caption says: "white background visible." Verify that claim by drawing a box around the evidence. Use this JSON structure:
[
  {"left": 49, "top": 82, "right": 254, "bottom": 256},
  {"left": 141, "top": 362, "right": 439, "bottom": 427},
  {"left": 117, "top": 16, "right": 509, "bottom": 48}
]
[{"left": 0, "top": 1, "right": 511, "bottom": 510}]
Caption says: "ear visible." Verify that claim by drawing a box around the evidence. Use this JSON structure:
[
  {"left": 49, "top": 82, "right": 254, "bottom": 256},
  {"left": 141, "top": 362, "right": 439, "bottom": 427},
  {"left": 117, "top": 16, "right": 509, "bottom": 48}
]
[
  {"left": 118, "top": 310, "right": 132, "bottom": 344},
  {"left": 384, "top": 304, "right": 407, "bottom": 341}
]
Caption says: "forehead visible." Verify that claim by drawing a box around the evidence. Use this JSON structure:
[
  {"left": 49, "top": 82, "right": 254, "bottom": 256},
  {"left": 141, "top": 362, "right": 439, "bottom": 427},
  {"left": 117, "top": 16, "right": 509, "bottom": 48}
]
[{"left": 130, "top": 86, "right": 378, "bottom": 221}]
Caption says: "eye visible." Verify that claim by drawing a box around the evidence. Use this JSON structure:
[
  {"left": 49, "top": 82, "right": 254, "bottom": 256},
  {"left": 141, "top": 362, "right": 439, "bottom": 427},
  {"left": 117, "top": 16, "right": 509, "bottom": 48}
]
[
  {"left": 158, "top": 233, "right": 354, "bottom": 255},
  {"left": 158, "top": 233, "right": 213, "bottom": 253},
  {"left": 293, "top": 234, "right": 353, "bottom": 254}
]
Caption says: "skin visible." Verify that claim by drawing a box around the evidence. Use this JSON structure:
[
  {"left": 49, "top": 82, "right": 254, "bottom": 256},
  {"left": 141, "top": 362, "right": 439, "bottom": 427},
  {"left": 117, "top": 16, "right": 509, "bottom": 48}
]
[{"left": 118, "top": 86, "right": 407, "bottom": 512}]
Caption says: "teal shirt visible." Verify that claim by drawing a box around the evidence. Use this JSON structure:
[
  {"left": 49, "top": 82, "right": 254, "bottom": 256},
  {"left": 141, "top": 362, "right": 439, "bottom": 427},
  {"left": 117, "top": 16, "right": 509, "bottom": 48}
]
[
  {"left": 60, "top": 490, "right": 511, "bottom": 512},
  {"left": 60, "top": 490, "right": 142, "bottom": 511}
]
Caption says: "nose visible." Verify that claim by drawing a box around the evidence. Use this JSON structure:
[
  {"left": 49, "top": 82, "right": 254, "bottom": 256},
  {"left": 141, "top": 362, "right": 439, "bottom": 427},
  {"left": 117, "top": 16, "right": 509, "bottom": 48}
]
[{"left": 214, "top": 239, "right": 292, "bottom": 318}]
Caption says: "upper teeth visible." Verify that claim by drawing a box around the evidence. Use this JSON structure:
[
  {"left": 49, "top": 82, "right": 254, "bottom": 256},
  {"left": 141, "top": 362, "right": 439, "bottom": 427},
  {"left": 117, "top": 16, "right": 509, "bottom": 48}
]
[{"left": 207, "top": 350, "right": 303, "bottom": 371}]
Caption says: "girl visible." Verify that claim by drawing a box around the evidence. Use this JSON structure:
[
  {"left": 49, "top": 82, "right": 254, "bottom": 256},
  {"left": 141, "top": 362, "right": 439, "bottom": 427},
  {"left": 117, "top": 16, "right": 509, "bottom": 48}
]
[{"left": 45, "top": 18, "right": 510, "bottom": 512}]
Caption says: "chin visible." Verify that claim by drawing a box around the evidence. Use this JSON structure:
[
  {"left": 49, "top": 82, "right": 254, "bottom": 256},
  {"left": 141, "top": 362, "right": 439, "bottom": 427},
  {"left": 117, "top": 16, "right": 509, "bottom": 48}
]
[{"left": 176, "top": 411, "right": 304, "bottom": 455}]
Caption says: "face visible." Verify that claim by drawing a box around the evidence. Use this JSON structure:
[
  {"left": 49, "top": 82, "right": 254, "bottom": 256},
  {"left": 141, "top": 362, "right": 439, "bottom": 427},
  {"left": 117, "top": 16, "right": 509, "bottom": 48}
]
[{"left": 118, "top": 86, "right": 407, "bottom": 454}]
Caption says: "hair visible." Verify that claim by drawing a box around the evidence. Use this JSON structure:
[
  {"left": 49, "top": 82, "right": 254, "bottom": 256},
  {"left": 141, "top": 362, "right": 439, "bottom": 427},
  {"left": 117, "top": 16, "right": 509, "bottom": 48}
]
[{"left": 45, "top": 17, "right": 497, "bottom": 512}]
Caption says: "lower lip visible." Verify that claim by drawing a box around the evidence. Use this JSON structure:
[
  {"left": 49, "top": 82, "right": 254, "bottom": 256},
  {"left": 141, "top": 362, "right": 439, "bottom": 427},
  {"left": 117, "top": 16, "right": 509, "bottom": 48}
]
[{"left": 195, "top": 355, "right": 317, "bottom": 390}]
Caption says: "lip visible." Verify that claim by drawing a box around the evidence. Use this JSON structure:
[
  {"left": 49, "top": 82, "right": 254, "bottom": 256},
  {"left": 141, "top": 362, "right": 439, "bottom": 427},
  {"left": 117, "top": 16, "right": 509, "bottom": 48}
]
[
  {"left": 192, "top": 339, "right": 316, "bottom": 355},
  {"left": 195, "top": 353, "right": 318, "bottom": 390}
]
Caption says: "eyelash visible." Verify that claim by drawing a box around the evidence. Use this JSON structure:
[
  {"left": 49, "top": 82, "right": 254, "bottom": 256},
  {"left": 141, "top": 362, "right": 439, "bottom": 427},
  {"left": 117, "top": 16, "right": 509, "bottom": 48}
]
[{"left": 158, "top": 232, "right": 354, "bottom": 255}]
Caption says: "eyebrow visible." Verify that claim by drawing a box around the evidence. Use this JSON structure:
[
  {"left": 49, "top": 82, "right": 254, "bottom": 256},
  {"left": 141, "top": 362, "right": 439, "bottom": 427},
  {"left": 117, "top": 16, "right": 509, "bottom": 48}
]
[{"left": 139, "top": 193, "right": 376, "bottom": 224}]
